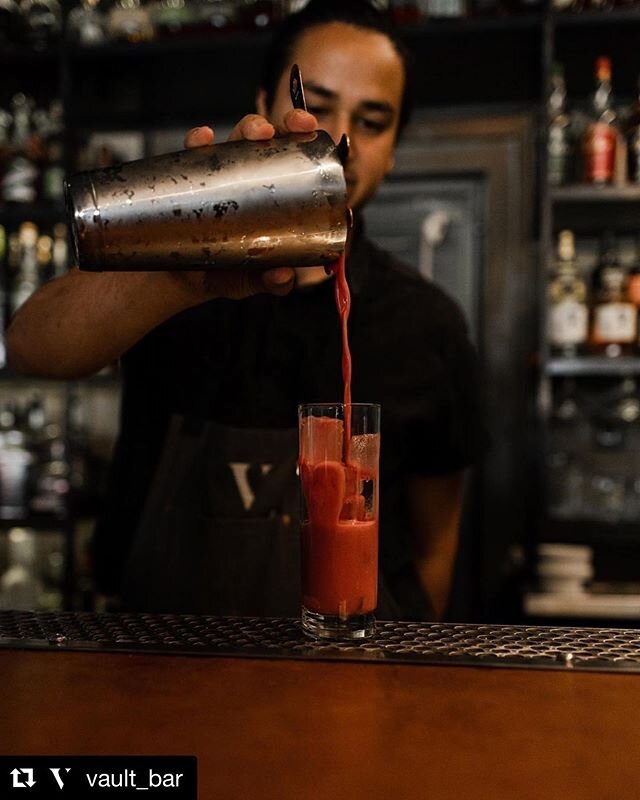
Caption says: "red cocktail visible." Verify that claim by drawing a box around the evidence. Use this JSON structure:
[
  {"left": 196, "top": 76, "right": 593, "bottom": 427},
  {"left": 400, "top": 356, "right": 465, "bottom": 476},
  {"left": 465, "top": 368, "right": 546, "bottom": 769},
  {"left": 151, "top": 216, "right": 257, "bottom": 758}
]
[{"left": 298, "top": 404, "right": 380, "bottom": 639}]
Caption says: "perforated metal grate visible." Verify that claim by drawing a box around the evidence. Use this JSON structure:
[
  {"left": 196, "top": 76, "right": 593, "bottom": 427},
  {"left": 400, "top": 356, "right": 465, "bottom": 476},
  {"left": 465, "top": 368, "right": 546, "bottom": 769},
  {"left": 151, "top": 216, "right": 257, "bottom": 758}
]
[{"left": 2, "top": 611, "right": 640, "bottom": 673}]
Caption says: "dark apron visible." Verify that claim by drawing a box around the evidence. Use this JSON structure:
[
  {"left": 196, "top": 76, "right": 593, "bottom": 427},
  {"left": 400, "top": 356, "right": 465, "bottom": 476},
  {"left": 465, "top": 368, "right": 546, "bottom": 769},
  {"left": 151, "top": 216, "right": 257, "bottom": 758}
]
[
  {"left": 121, "top": 415, "right": 402, "bottom": 618},
  {"left": 121, "top": 416, "right": 301, "bottom": 615}
]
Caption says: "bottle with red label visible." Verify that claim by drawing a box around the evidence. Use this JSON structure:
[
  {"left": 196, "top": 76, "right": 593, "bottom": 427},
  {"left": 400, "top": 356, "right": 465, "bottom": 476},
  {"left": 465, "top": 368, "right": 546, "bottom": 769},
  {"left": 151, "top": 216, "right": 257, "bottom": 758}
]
[
  {"left": 589, "top": 233, "right": 636, "bottom": 358},
  {"left": 582, "top": 56, "right": 617, "bottom": 186}
]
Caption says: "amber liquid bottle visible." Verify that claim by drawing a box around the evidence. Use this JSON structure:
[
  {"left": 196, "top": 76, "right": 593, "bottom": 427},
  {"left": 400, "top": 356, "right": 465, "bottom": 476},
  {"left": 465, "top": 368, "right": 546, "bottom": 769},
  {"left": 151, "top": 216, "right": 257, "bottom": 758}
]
[
  {"left": 589, "top": 235, "right": 637, "bottom": 357},
  {"left": 582, "top": 57, "right": 617, "bottom": 186}
]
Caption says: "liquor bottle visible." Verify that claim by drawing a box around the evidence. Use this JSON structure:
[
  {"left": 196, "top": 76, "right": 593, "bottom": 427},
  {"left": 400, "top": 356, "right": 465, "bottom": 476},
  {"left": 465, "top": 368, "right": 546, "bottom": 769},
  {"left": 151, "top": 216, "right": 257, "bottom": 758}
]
[
  {"left": 240, "top": 0, "right": 282, "bottom": 29},
  {"left": 471, "top": 0, "right": 503, "bottom": 15},
  {"left": 67, "top": 0, "right": 106, "bottom": 44},
  {"left": 106, "top": 0, "right": 154, "bottom": 42},
  {"left": 548, "top": 230, "right": 589, "bottom": 357},
  {"left": 51, "top": 222, "right": 68, "bottom": 276},
  {"left": 36, "top": 232, "right": 53, "bottom": 282},
  {"left": 389, "top": 0, "right": 422, "bottom": 22},
  {"left": 2, "top": 94, "right": 38, "bottom": 204},
  {"left": 10, "top": 221, "right": 39, "bottom": 315},
  {"left": 582, "top": 57, "right": 617, "bottom": 185},
  {"left": 19, "top": 0, "right": 62, "bottom": 49},
  {"left": 0, "top": 0, "right": 21, "bottom": 44},
  {"left": 626, "top": 77, "right": 640, "bottom": 184},
  {"left": 0, "top": 404, "right": 33, "bottom": 520},
  {"left": 196, "top": 0, "right": 238, "bottom": 31},
  {"left": 0, "top": 226, "right": 6, "bottom": 370},
  {"left": 550, "top": 0, "right": 577, "bottom": 11},
  {"left": 589, "top": 234, "right": 637, "bottom": 357},
  {"left": 0, "top": 528, "right": 44, "bottom": 610},
  {"left": 546, "top": 379, "right": 586, "bottom": 518},
  {"left": 148, "top": 0, "right": 197, "bottom": 38},
  {"left": 40, "top": 99, "right": 64, "bottom": 202},
  {"left": 422, "top": 0, "right": 465, "bottom": 18},
  {"left": 547, "top": 64, "right": 572, "bottom": 186}
]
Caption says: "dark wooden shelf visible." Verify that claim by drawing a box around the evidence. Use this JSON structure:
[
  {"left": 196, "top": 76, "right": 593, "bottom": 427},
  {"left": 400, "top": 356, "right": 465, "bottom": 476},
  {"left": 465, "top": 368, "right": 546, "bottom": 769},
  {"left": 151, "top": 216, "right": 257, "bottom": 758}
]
[
  {"left": 399, "top": 13, "right": 542, "bottom": 35},
  {"left": 553, "top": 8, "right": 640, "bottom": 26},
  {"left": 0, "top": 513, "right": 69, "bottom": 531},
  {"left": 62, "top": 15, "right": 543, "bottom": 61},
  {"left": 0, "top": 203, "right": 66, "bottom": 226},
  {"left": 550, "top": 185, "right": 640, "bottom": 203},
  {"left": 0, "top": 44, "right": 61, "bottom": 63},
  {"left": 546, "top": 357, "right": 640, "bottom": 377},
  {"left": 65, "top": 29, "right": 269, "bottom": 59},
  {"left": 541, "top": 517, "right": 640, "bottom": 548},
  {"left": 0, "top": 372, "right": 119, "bottom": 387},
  {"left": 64, "top": 112, "right": 206, "bottom": 132}
]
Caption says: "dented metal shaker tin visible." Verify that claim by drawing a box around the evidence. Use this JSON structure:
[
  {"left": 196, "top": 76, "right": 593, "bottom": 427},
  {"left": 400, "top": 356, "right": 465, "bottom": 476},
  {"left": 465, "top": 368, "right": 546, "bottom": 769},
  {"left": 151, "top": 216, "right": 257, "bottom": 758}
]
[{"left": 64, "top": 130, "right": 348, "bottom": 271}]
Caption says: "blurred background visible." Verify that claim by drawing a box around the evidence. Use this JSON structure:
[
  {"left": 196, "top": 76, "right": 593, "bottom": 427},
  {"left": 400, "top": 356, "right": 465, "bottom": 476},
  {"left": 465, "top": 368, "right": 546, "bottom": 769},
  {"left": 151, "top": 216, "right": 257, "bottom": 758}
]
[{"left": 2, "top": 0, "right": 640, "bottom": 626}]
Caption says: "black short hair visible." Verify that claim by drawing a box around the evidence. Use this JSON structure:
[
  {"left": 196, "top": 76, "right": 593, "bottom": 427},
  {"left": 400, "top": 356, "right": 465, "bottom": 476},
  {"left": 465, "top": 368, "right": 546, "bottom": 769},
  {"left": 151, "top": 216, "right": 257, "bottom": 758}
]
[{"left": 260, "top": 0, "right": 414, "bottom": 137}]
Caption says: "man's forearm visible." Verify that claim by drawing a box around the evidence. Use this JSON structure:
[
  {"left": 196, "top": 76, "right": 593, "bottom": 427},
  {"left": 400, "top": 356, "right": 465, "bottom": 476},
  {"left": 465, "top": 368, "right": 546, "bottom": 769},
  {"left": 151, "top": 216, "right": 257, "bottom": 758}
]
[
  {"left": 414, "top": 539, "right": 459, "bottom": 620},
  {"left": 408, "top": 472, "right": 464, "bottom": 621},
  {"left": 6, "top": 269, "right": 197, "bottom": 379}
]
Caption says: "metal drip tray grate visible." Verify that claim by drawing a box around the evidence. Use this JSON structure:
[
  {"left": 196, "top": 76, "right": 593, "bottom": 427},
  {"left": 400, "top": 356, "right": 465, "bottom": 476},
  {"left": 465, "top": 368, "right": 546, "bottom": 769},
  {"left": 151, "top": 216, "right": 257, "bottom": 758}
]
[{"left": 2, "top": 611, "right": 640, "bottom": 673}]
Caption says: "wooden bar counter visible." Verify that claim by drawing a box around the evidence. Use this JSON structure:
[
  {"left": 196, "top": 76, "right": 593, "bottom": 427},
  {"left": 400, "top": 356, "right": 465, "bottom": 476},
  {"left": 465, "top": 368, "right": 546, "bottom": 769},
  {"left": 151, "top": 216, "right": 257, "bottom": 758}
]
[{"left": 1, "top": 644, "right": 640, "bottom": 799}]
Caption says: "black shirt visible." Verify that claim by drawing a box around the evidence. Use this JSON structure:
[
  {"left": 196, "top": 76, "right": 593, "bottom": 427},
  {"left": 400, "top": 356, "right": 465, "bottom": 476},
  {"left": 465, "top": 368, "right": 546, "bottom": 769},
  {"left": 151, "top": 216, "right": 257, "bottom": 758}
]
[{"left": 93, "top": 222, "right": 486, "bottom": 612}]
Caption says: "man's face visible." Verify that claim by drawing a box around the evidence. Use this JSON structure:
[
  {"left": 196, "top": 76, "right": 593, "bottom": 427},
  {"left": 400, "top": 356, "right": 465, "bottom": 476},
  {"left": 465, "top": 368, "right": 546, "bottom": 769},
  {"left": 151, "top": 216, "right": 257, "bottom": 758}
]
[{"left": 260, "top": 22, "right": 405, "bottom": 212}]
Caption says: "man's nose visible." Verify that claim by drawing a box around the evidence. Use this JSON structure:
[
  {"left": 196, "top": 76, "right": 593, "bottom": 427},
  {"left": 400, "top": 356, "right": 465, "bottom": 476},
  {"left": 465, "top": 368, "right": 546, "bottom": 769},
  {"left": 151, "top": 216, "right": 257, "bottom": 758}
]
[{"left": 324, "top": 113, "right": 352, "bottom": 148}]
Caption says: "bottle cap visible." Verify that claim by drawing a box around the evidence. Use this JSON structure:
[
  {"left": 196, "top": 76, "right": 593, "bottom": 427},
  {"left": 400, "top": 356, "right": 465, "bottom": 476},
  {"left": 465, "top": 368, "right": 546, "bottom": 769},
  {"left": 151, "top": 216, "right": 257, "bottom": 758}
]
[
  {"left": 558, "top": 229, "right": 575, "bottom": 261},
  {"left": 596, "top": 56, "right": 612, "bottom": 82}
]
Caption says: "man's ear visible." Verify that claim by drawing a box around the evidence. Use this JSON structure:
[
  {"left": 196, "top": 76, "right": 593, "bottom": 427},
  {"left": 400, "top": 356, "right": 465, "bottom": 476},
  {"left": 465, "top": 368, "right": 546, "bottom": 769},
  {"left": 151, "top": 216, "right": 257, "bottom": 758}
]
[{"left": 256, "top": 89, "right": 268, "bottom": 118}]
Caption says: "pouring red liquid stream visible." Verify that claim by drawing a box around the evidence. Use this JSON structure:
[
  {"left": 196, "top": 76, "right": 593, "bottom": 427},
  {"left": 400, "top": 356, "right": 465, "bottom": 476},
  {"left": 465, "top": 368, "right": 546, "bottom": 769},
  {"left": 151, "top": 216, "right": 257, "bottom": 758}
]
[
  {"left": 333, "top": 249, "right": 352, "bottom": 461},
  {"left": 299, "top": 223, "right": 379, "bottom": 618}
]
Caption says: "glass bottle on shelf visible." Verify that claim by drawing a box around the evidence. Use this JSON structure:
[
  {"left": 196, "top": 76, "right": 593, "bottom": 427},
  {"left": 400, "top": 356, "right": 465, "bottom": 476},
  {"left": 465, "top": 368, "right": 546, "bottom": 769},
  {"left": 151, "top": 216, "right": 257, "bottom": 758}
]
[
  {"left": 626, "top": 76, "right": 640, "bottom": 185},
  {"left": 240, "top": 0, "right": 282, "bottom": 28},
  {"left": 52, "top": 222, "right": 68, "bottom": 276},
  {"left": 0, "top": 0, "right": 21, "bottom": 44},
  {"left": 589, "top": 233, "right": 637, "bottom": 358},
  {"left": 10, "top": 221, "right": 39, "bottom": 316},
  {"left": 40, "top": 100, "right": 64, "bottom": 202},
  {"left": 106, "top": 0, "right": 154, "bottom": 42},
  {"left": 0, "top": 528, "right": 44, "bottom": 610},
  {"left": 0, "top": 226, "right": 6, "bottom": 371},
  {"left": 389, "top": 1, "right": 422, "bottom": 22},
  {"left": 19, "top": 0, "right": 62, "bottom": 49},
  {"left": 546, "top": 379, "right": 586, "bottom": 519},
  {"left": 423, "top": 0, "right": 466, "bottom": 18},
  {"left": 0, "top": 404, "right": 33, "bottom": 520},
  {"left": 626, "top": 235, "right": 640, "bottom": 313},
  {"left": 548, "top": 230, "right": 589, "bottom": 358},
  {"left": 66, "top": 0, "right": 107, "bottom": 45},
  {"left": 149, "top": 0, "right": 196, "bottom": 38},
  {"left": 2, "top": 94, "right": 38, "bottom": 204},
  {"left": 36, "top": 232, "right": 53, "bottom": 282},
  {"left": 582, "top": 57, "right": 617, "bottom": 186},
  {"left": 196, "top": 0, "right": 237, "bottom": 32},
  {"left": 547, "top": 64, "right": 572, "bottom": 186}
]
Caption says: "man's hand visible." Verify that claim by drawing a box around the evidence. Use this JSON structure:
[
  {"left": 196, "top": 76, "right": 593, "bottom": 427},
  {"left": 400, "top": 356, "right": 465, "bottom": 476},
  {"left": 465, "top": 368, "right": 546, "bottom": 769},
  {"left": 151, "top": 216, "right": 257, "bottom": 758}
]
[{"left": 174, "top": 110, "right": 318, "bottom": 302}]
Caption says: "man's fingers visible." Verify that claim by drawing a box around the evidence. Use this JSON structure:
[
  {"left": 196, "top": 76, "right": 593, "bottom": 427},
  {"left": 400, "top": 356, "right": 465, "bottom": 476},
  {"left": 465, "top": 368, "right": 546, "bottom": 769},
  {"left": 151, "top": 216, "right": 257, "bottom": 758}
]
[
  {"left": 261, "top": 267, "right": 295, "bottom": 296},
  {"left": 281, "top": 108, "right": 318, "bottom": 134},
  {"left": 228, "top": 114, "right": 276, "bottom": 142},
  {"left": 184, "top": 126, "right": 214, "bottom": 149}
]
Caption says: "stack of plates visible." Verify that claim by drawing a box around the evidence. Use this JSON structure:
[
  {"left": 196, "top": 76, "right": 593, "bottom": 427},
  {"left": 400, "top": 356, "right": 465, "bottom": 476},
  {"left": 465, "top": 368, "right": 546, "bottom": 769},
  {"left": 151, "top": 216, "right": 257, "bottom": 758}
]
[{"left": 537, "top": 544, "right": 594, "bottom": 595}]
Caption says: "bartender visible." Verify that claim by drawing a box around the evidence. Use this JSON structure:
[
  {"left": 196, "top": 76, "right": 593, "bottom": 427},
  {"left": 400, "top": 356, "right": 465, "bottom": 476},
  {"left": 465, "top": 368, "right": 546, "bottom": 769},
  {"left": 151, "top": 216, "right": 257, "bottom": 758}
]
[{"left": 6, "top": 0, "right": 485, "bottom": 620}]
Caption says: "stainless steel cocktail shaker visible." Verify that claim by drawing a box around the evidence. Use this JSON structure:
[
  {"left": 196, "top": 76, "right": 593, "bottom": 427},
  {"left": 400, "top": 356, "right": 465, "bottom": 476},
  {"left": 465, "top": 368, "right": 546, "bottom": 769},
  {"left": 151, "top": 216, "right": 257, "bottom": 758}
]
[{"left": 64, "top": 130, "right": 348, "bottom": 271}]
